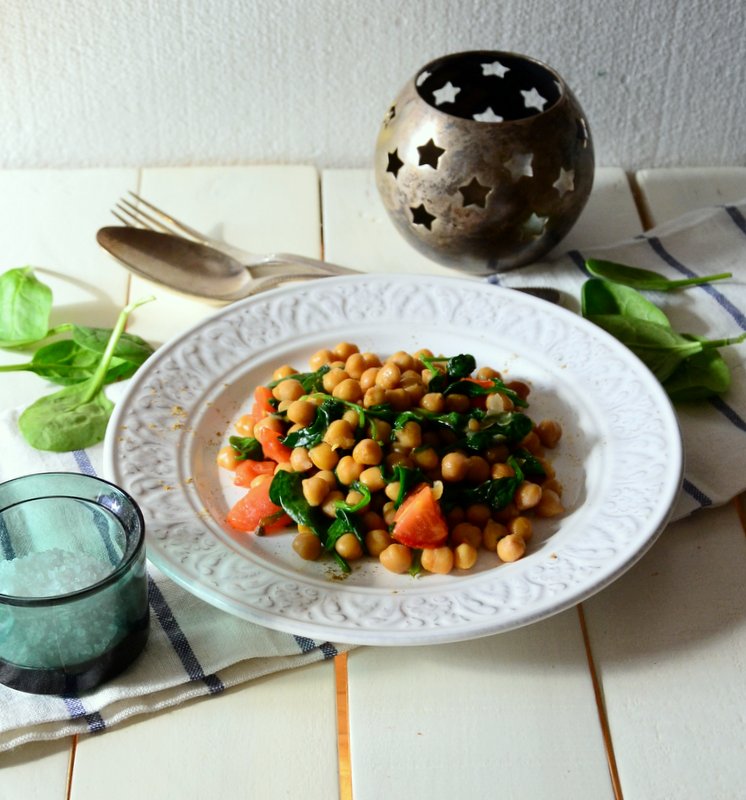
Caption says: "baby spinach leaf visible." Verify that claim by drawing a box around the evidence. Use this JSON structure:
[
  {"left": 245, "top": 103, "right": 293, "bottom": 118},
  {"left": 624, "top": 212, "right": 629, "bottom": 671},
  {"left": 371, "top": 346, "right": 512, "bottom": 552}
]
[
  {"left": 268, "top": 470, "right": 328, "bottom": 540},
  {"left": 588, "top": 315, "right": 746, "bottom": 382},
  {"left": 72, "top": 325, "right": 154, "bottom": 366},
  {"left": 18, "top": 296, "right": 154, "bottom": 451},
  {"left": 229, "top": 436, "right": 264, "bottom": 461},
  {"left": 384, "top": 465, "right": 426, "bottom": 508},
  {"left": 581, "top": 278, "right": 671, "bottom": 326},
  {"left": 268, "top": 364, "right": 330, "bottom": 393},
  {"left": 420, "top": 353, "right": 476, "bottom": 392},
  {"left": 443, "top": 377, "right": 528, "bottom": 408},
  {"left": 662, "top": 346, "right": 732, "bottom": 402},
  {"left": 461, "top": 412, "right": 533, "bottom": 450},
  {"left": 281, "top": 397, "right": 345, "bottom": 449},
  {"left": 586, "top": 259, "right": 732, "bottom": 291},
  {"left": 0, "top": 267, "right": 55, "bottom": 348},
  {"left": 443, "top": 458, "right": 524, "bottom": 511}
]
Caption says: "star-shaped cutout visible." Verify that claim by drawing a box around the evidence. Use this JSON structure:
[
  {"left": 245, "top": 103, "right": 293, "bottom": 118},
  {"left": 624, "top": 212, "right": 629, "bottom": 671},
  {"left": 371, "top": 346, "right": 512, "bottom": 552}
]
[
  {"left": 504, "top": 152, "right": 533, "bottom": 180},
  {"left": 521, "top": 87, "right": 547, "bottom": 112},
  {"left": 417, "top": 138, "right": 446, "bottom": 169},
  {"left": 386, "top": 149, "right": 404, "bottom": 178},
  {"left": 473, "top": 107, "right": 503, "bottom": 122},
  {"left": 410, "top": 203, "right": 436, "bottom": 230},
  {"left": 553, "top": 167, "right": 575, "bottom": 197},
  {"left": 520, "top": 212, "right": 549, "bottom": 240},
  {"left": 416, "top": 70, "right": 431, "bottom": 87},
  {"left": 432, "top": 81, "right": 461, "bottom": 106},
  {"left": 458, "top": 177, "right": 491, "bottom": 208},
  {"left": 481, "top": 60, "right": 510, "bottom": 78}
]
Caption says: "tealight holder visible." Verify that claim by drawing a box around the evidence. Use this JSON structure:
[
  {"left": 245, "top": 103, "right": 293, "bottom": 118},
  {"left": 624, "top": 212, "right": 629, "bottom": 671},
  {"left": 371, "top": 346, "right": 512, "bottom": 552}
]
[
  {"left": 0, "top": 472, "right": 149, "bottom": 695},
  {"left": 375, "top": 50, "right": 594, "bottom": 273}
]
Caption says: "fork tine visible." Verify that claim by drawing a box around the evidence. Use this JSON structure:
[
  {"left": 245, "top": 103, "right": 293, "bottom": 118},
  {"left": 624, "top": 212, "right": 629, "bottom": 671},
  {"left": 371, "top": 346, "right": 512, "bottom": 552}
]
[
  {"left": 115, "top": 198, "right": 178, "bottom": 235},
  {"left": 127, "top": 192, "right": 206, "bottom": 241}
]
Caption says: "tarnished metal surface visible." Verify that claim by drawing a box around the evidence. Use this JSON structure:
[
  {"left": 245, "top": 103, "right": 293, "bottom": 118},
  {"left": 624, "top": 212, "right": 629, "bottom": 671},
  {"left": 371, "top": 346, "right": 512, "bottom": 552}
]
[{"left": 375, "top": 51, "right": 594, "bottom": 274}]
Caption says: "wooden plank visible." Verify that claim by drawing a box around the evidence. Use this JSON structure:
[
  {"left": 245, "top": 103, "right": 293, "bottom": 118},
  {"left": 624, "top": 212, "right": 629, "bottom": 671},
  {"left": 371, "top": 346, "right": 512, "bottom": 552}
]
[
  {"left": 0, "top": 739, "right": 72, "bottom": 800},
  {"left": 321, "top": 167, "right": 642, "bottom": 273},
  {"left": 0, "top": 168, "right": 137, "bottom": 409},
  {"left": 580, "top": 169, "right": 746, "bottom": 799},
  {"left": 124, "top": 165, "right": 323, "bottom": 344},
  {"left": 322, "top": 166, "right": 644, "bottom": 799},
  {"left": 70, "top": 165, "right": 341, "bottom": 800},
  {"left": 70, "top": 663, "right": 339, "bottom": 799}
]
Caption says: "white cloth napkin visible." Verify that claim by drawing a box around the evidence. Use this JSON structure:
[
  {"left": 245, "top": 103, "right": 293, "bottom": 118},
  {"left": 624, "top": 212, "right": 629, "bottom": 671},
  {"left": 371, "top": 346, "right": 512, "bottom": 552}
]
[
  {"left": 1, "top": 198, "right": 745, "bottom": 751},
  {"left": 0, "top": 400, "right": 349, "bottom": 752},
  {"left": 490, "top": 199, "right": 746, "bottom": 520}
]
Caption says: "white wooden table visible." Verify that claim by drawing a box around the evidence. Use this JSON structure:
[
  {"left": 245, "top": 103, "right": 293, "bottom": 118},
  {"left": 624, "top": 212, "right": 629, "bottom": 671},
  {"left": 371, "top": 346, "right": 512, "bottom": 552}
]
[{"left": 1, "top": 165, "right": 745, "bottom": 800}]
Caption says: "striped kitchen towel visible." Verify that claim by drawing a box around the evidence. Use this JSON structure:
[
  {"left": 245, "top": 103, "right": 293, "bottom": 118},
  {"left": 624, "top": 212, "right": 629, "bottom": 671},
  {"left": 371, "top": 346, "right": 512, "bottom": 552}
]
[
  {"left": 0, "top": 399, "right": 349, "bottom": 752},
  {"left": 489, "top": 199, "right": 746, "bottom": 520}
]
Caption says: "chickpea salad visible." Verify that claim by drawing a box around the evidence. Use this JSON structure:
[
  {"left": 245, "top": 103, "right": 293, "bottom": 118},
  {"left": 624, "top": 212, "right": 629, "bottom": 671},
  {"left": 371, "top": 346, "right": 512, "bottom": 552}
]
[{"left": 217, "top": 343, "right": 565, "bottom": 576}]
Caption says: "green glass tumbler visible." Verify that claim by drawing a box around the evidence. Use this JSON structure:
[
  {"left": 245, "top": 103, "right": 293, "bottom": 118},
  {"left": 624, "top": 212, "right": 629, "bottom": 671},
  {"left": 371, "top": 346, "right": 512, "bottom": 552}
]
[{"left": 0, "top": 472, "right": 149, "bottom": 695}]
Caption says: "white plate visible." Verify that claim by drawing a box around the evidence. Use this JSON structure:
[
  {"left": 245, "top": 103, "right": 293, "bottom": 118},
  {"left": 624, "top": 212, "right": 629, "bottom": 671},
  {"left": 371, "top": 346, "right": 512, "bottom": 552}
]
[{"left": 104, "top": 274, "right": 683, "bottom": 645}]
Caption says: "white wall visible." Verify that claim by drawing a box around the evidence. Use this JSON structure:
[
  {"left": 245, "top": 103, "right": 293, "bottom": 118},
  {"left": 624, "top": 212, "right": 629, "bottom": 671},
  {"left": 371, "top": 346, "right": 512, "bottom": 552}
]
[{"left": 1, "top": 0, "right": 743, "bottom": 170}]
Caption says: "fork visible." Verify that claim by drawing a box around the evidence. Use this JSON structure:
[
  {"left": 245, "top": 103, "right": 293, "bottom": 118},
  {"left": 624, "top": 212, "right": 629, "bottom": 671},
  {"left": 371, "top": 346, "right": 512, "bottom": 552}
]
[{"left": 113, "top": 192, "right": 358, "bottom": 276}]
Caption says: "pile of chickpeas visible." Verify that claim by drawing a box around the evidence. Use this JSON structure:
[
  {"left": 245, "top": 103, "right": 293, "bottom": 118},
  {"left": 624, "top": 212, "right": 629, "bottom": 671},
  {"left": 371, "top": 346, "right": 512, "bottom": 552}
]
[{"left": 220, "top": 342, "right": 565, "bottom": 575}]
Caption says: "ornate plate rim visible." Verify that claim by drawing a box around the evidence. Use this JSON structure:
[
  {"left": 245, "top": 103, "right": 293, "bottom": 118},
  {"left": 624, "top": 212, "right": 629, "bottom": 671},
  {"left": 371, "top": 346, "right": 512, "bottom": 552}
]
[{"left": 103, "top": 274, "right": 683, "bottom": 645}]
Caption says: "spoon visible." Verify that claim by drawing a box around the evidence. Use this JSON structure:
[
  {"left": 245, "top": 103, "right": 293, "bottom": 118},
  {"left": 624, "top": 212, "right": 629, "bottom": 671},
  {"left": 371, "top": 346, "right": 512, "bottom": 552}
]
[{"left": 96, "top": 226, "right": 561, "bottom": 304}]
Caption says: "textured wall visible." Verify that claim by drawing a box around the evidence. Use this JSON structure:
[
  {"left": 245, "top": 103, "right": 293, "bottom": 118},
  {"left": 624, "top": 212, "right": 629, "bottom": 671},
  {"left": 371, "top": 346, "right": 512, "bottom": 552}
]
[{"left": 1, "top": 0, "right": 744, "bottom": 170}]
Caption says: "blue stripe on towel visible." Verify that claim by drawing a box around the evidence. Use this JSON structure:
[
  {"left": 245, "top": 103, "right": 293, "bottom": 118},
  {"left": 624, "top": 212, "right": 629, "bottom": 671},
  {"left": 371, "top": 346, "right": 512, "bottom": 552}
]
[
  {"left": 147, "top": 577, "right": 225, "bottom": 694},
  {"left": 646, "top": 236, "right": 746, "bottom": 330},
  {"left": 567, "top": 249, "right": 589, "bottom": 275},
  {"left": 708, "top": 396, "right": 746, "bottom": 433},
  {"left": 63, "top": 697, "right": 106, "bottom": 733},
  {"left": 294, "top": 635, "right": 318, "bottom": 653},
  {"left": 320, "top": 642, "right": 338, "bottom": 660},
  {"left": 681, "top": 478, "right": 712, "bottom": 508},
  {"left": 72, "top": 449, "right": 97, "bottom": 476},
  {"left": 724, "top": 205, "right": 746, "bottom": 237}
]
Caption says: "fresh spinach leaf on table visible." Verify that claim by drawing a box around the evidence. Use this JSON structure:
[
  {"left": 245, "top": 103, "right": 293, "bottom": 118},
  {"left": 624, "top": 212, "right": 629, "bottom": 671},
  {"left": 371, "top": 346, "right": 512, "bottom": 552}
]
[
  {"left": 581, "top": 278, "right": 671, "bottom": 326},
  {"left": 586, "top": 259, "right": 732, "bottom": 291},
  {"left": 0, "top": 266, "right": 59, "bottom": 348}
]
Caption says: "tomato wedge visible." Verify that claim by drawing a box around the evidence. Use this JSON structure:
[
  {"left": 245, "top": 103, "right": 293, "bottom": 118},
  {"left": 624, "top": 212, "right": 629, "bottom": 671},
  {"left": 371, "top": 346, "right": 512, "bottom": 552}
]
[
  {"left": 233, "top": 459, "right": 276, "bottom": 487},
  {"left": 226, "top": 478, "right": 291, "bottom": 534},
  {"left": 391, "top": 483, "right": 448, "bottom": 548},
  {"left": 256, "top": 427, "right": 293, "bottom": 464},
  {"left": 251, "top": 385, "right": 275, "bottom": 422}
]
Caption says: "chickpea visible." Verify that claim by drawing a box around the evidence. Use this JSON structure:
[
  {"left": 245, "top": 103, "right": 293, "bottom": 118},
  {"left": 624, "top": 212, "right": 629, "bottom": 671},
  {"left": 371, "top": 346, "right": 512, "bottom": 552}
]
[
  {"left": 446, "top": 506, "right": 465, "bottom": 527},
  {"left": 491, "top": 462, "right": 515, "bottom": 480},
  {"left": 445, "top": 393, "right": 470, "bottom": 413},
  {"left": 484, "top": 443, "right": 510, "bottom": 463},
  {"left": 403, "top": 382, "right": 426, "bottom": 404},
  {"left": 376, "top": 361, "right": 401, "bottom": 389},
  {"left": 536, "top": 419, "right": 563, "bottom": 449},
  {"left": 333, "top": 378, "right": 364, "bottom": 403},
  {"left": 466, "top": 456, "right": 490, "bottom": 483},
  {"left": 399, "top": 369, "right": 422, "bottom": 387},
  {"left": 486, "top": 392, "right": 514, "bottom": 413},
  {"left": 384, "top": 481, "right": 401, "bottom": 502},
  {"left": 507, "top": 516, "right": 533, "bottom": 541},
  {"left": 359, "top": 466, "right": 386, "bottom": 492},
  {"left": 542, "top": 477, "right": 563, "bottom": 496},
  {"left": 322, "top": 490, "right": 345, "bottom": 518},
  {"left": 254, "top": 414, "right": 284, "bottom": 436},
  {"left": 308, "top": 442, "right": 339, "bottom": 471},
  {"left": 454, "top": 542, "right": 478, "bottom": 570},
  {"left": 344, "top": 352, "right": 367, "bottom": 379},
  {"left": 441, "top": 451, "right": 469, "bottom": 482},
  {"left": 482, "top": 519, "right": 508, "bottom": 551},
  {"left": 272, "top": 378, "right": 304, "bottom": 403},
  {"left": 315, "top": 470, "right": 338, "bottom": 488},
  {"left": 382, "top": 501, "right": 397, "bottom": 526},
  {"left": 366, "top": 529, "right": 393, "bottom": 557},
  {"left": 234, "top": 414, "right": 254, "bottom": 437},
  {"left": 493, "top": 502, "right": 518, "bottom": 522},
  {"left": 334, "top": 533, "right": 364, "bottom": 560},
  {"left": 250, "top": 473, "right": 273, "bottom": 489},
  {"left": 353, "top": 438, "right": 383, "bottom": 465},
  {"left": 272, "top": 364, "right": 297, "bottom": 381},
  {"left": 419, "top": 392, "right": 445, "bottom": 413},
  {"left": 290, "top": 447, "right": 314, "bottom": 472},
  {"left": 217, "top": 445, "right": 240, "bottom": 471},
  {"left": 385, "top": 388, "right": 411, "bottom": 411},
  {"left": 420, "top": 546, "right": 454, "bottom": 575},
  {"left": 385, "top": 452, "right": 414, "bottom": 470},
  {"left": 324, "top": 419, "right": 356, "bottom": 450},
  {"left": 345, "top": 489, "right": 369, "bottom": 509},
  {"left": 361, "top": 352, "right": 382, "bottom": 368},
  {"left": 451, "top": 522, "right": 482, "bottom": 548},
  {"left": 535, "top": 489, "right": 565, "bottom": 518},
  {"left": 465, "top": 503, "right": 492, "bottom": 526},
  {"left": 359, "top": 367, "right": 380, "bottom": 391},
  {"left": 302, "top": 475, "right": 330, "bottom": 506},
  {"left": 476, "top": 366, "right": 500, "bottom": 380},
  {"left": 497, "top": 533, "right": 526, "bottom": 562},
  {"left": 380, "top": 543, "right": 413, "bottom": 574},
  {"left": 363, "top": 386, "right": 387, "bottom": 408},
  {"left": 413, "top": 446, "right": 439, "bottom": 470},
  {"left": 336, "top": 455, "right": 364, "bottom": 485},
  {"left": 520, "top": 431, "right": 545, "bottom": 456},
  {"left": 361, "top": 511, "right": 387, "bottom": 531},
  {"left": 372, "top": 420, "right": 392, "bottom": 442},
  {"left": 514, "top": 481, "right": 543, "bottom": 511},
  {"left": 505, "top": 380, "right": 530, "bottom": 401},
  {"left": 389, "top": 350, "right": 414, "bottom": 370},
  {"left": 413, "top": 347, "right": 434, "bottom": 361},
  {"left": 309, "top": 349, "right": 334, "bottom": 370},
  {"left": 292, "top": 532, "right": 322, "bottom": 561},
  {"left": 394, "top": 420, "right": 422, "bottom": 450},
  {"left": 333, "top": 342, "right": 359, "bottom": 361},
  {"left": 322, "top": 368, "right": 349, "bottom": 393}
]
